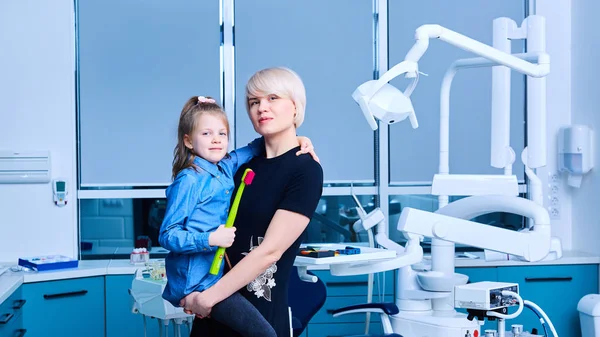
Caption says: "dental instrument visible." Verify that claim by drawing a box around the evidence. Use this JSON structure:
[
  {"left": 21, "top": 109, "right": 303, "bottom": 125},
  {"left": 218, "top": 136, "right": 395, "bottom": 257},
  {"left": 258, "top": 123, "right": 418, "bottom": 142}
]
[
  {"left": 209, "top": 168, "right": 255, "bottom": 275},
  {"left": 346, "top": 15, "right": 556, "bottom": 337}
]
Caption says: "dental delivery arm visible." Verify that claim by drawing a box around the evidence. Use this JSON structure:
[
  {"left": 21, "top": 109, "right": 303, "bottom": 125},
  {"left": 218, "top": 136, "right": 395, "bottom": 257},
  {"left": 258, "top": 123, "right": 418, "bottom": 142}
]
[
  {"left": 398, "top": 195, "right": 551, "bottom": 262},
  {"left": 330, "top": 221, "right": 424, "bottom": 276}
]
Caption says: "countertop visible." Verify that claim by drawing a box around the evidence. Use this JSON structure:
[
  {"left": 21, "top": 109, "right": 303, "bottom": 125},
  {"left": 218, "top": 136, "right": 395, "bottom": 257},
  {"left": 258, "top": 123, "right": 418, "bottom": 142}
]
[
  {"left": 0, "top": 271, "right": 22, "bottom": 306},
  {"left": 1, "top": 250, "right": 599, "bottom": 305}
]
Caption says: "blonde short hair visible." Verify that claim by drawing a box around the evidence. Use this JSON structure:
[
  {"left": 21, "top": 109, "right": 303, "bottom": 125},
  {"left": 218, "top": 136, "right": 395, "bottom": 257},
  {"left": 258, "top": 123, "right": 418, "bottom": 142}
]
[{"left": 245, "top": 67, "right": 306, "bottom": 128}]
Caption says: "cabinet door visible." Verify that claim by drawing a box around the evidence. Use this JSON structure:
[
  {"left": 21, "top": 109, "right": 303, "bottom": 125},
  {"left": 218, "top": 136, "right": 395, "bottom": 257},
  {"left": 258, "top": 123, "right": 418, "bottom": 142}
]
[
  {"left": 105, "top": 275, "right": 162, "bottom": 337},
  {"left": 498, "top": 264, "right": 598, "bottom": 337},
  {"left": 22, "top": 276, "right": 105, "bottom": 337},
  {"left": 311, "top": 270, "right": 394, "bottom": 297},
  {"left": 307, "top": 321, "right": 382, "bottom": 337}
]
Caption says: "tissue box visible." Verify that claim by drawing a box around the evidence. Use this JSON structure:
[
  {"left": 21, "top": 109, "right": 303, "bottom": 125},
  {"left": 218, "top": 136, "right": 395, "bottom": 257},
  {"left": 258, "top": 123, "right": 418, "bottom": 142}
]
[{"left": 18, "top": 255, "right": 78, "bottom": 271}]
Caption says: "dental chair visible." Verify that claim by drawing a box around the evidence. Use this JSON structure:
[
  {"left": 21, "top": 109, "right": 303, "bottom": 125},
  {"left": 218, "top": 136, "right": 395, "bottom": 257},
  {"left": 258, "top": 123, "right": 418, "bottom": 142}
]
[{"left": 289, "top": 266, "right": 402, "bottom": 337}]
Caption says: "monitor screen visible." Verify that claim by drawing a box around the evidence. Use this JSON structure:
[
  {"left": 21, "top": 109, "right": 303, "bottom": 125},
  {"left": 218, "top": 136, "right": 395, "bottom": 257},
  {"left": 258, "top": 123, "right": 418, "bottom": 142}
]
[{"left": 56, "top": 181, "right": 65, "bottom": 192}]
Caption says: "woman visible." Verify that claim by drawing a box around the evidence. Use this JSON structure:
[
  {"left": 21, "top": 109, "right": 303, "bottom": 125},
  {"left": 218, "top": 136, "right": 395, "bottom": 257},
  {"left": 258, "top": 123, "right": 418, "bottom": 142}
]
[{"left": 181, "top": 67, "right": 324, "bottom": 337}]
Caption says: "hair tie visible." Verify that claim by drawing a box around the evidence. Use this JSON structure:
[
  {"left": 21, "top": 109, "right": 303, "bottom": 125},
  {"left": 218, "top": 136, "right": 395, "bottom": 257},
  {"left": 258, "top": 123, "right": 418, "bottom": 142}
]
[{"left": 198, "top": 96, "right": 216, "bottom": 104}]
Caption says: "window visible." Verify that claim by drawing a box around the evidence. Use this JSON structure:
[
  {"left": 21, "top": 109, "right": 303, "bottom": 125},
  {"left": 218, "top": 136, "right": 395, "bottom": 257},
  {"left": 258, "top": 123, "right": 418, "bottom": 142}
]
[
  {"left": 388, "top": 0, "right": 526, "bottom": 184},
  {"left": 77, "top": 0, "right": 221, "bottom": 186},
  {"left": 234, "top": 0, "right": 376, "bottom": 183}
]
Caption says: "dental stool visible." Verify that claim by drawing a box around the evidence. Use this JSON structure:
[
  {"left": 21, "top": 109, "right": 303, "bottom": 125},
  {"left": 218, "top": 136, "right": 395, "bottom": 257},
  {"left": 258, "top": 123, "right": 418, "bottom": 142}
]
[{"left": 289, "top": 267, "right": 327, "bottom": 337}]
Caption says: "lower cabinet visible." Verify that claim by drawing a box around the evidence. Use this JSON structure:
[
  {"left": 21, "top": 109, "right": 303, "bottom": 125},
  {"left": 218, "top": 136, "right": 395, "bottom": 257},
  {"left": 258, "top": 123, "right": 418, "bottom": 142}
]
[
  {"left": 306, "top": 322, "right": 382, "bottom": 337},
  {"left": 498, "top": 264, "right": 597, "bottom": 337},
  {"left": 458, "top": 264, "right": 598, "bottom": 337},
  {"left": 0, "top": 285, "right": 26, "bottom": 337},
  {"left": 307, "top": 270, "right": 394, "bottom": 337},
  {"left": 1, "top": 262, "right": 595, "bottom": 337},
  {"left": 22, "top": 276, "right": 105, "bottom": 337}
]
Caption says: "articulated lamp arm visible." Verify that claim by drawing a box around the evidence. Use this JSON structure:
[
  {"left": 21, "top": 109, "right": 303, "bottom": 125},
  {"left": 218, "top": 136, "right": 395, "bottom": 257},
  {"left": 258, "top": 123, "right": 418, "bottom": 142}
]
[{"left": 404, "top": 24, "right": 550, "bottom": 77}]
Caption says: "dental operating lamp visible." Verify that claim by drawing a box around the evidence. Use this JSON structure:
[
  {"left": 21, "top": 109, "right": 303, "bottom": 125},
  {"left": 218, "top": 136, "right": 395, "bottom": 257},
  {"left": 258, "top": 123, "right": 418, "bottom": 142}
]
[{"left": 353, "top": 23, "right": 549, "bottom": 132}]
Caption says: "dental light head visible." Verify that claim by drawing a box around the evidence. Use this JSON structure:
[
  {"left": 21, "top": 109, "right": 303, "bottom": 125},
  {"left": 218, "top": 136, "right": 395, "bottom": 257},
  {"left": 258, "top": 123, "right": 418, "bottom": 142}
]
[{"left": 352, "top": 60, "right": 420, "bottom": 131}]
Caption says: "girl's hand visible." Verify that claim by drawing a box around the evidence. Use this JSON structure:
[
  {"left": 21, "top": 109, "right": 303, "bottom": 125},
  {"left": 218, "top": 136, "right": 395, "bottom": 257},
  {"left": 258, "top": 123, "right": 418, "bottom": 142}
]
[
  {"left": 296, "top": 136, "right": 320, "bottom": 163},
  {"left": 208, "top": 225, "right": 236, "bottom": 248}
]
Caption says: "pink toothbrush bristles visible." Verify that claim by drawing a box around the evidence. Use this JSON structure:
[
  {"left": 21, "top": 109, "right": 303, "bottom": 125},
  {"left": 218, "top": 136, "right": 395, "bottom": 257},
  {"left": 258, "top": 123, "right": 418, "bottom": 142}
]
[{"left": 244, "top": 170, "right": 255, "bottom": 185}]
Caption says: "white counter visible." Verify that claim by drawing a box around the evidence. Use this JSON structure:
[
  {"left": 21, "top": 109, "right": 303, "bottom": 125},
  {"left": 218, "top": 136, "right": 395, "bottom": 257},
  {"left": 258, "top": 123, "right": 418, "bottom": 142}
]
[
  {"left": 450, "top": 250, "right": 600, "bottom": 267},
  {"left": 0, "top": 271, "right": 22, "bottom": 305},
  {"left": 1, "top": 250, "right": 599, "bottom": 306}
]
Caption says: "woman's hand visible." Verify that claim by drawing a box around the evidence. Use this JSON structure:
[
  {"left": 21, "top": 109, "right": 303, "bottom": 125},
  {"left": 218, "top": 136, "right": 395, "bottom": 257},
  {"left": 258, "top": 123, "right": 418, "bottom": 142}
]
[
  {"left": 296, "top": 136, "right": 320, "bottom": 163},
  {"left": 180, "top": 291, "right": 215, "bottom": 318}
]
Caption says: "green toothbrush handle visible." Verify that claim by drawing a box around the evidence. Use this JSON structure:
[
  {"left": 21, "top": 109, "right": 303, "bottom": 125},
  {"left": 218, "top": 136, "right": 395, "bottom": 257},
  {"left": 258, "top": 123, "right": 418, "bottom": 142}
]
[
  {"left": 209, "top": 173, "right": 250, "bottom": 275},
  {"left": 210, "top": 246, "right": 226, "bottom": 275}
]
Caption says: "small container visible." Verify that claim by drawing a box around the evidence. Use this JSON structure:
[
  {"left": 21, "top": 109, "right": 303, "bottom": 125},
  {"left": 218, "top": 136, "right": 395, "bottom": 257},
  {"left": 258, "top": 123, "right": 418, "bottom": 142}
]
[
  {"left": 130, "top": 248, "right": 150, "bottom": 265},
  {"left": 148, "top": 260, "right": 166, "bottom": 281}
]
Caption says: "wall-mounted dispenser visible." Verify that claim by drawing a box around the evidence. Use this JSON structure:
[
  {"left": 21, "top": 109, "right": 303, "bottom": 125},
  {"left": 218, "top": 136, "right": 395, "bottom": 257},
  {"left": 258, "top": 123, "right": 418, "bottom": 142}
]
[
  {"left": 558, "top": 125, "right": 594, "bottom": 188},
  {"left": 0, "top": 151, "right": 51, "bottom": 183}
]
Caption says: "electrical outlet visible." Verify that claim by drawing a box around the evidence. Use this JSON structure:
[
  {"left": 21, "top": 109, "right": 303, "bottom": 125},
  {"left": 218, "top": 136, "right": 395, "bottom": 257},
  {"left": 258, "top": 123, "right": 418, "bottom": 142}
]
[{"left": 549, "top": 207, "right": 560, "bottom": 219}]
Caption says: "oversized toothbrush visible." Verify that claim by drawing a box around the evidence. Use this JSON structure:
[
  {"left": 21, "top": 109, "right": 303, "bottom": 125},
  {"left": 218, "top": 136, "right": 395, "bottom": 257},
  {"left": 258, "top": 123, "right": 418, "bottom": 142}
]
[{"left": 209, "top": 168, "right": 255, "bottom": 275}]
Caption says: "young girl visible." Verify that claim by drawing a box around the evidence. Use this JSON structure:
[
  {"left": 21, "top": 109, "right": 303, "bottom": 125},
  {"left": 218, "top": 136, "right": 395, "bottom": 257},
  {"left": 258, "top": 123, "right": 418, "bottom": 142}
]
[{"left": 158, "top": 96, "right": 316, "bottom": 337}]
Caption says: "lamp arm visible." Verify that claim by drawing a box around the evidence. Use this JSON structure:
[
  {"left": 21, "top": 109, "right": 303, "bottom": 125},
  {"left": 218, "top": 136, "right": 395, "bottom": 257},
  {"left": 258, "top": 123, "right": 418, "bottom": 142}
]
[
  {"left": 404, "top": 24, "right": 550, "bottom": 78},
  {"left": 363, "top": 60, "right": 419, "bottom": 99}
]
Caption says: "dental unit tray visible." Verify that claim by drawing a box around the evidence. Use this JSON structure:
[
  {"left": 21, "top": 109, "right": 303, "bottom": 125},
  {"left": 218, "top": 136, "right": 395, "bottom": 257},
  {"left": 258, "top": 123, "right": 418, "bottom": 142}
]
[
  {"left": 18, "top": 255, "right": 78, "bottom": 271},
  {"left": 295, "top": 243, "right": 395, "bottom": 266},
  {"left": 298, "top": 245, "right": 362, "bottom": 258}
]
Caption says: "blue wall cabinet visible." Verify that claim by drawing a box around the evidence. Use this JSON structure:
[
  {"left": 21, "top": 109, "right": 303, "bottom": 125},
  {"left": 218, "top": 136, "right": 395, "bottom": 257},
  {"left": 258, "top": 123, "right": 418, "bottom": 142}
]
[
  {"left": 0, "top": 285, "right": 25, "bottom": 337},
  {"left": 498, "top": 264, "right": 598, "bottom": 337},
  {"left": 22, "top": 276, "right": 105, "bottom": 337}
]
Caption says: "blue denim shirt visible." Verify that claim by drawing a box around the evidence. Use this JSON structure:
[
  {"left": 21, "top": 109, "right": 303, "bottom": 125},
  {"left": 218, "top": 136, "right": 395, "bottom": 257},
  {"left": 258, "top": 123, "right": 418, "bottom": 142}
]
[{"left": 159, "top": 138, "right": 263, "bottom": 306}]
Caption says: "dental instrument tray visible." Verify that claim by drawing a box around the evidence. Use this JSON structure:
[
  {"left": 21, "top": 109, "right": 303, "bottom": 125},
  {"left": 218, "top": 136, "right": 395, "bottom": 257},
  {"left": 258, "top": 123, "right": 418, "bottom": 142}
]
[
  {"left": 18, "top": 255, "right": 78, "bottom": 271},
  {"left": 295, "top": 243, "right": 395, "bottom": 266},
  {"left": 298, "top": 245, "right": 361, "bottom": 258}
]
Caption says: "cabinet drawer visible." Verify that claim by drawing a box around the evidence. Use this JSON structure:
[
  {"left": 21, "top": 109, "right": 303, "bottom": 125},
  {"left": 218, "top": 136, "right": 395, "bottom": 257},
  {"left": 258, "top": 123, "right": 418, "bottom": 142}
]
[
  {"left": 498, "top": 264, "right": 598, "bottom": 337},
  {"left": 307, "top": 322, "right": 383, "bottom": 337},
  {"left": 311, "top": 271, "right": 394, "bottom": 296},
  {"left": 0, "top": 311, "right": 25, "bottom": 337},
  {"left": 23, "top": 276, "right": 105, "bottom": 337},
  {"left": 0, "top": 286, "right": 25, "bottom": 330},
  {"left": 311, "top": 296, "right": 393, "bottom": 324}
]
